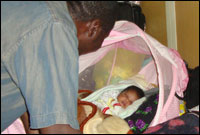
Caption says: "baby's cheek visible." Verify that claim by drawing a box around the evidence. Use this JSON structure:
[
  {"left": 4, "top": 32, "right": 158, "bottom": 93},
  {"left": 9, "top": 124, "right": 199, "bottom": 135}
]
[
  {"left": 129, "top": 101, "right": 133, "bottom": 105},
  {"left": 117, "top": 96, "right": 123, "bottom": 102}
]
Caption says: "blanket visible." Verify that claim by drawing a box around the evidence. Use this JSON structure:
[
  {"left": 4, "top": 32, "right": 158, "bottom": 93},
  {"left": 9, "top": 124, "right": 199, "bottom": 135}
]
[
  {"left": 144, "top": 111, "right": 199, "bottom": 134},
  {"left": 78, "top": 90, "right": 159, "bottom": 134},
  {"left": 82, "top": 74, "right": 157, "bottom": 119},
  {"left": 77, "top": 97, "right": 132, "bottom": 134},
  {"left": 125, "top": 94, "right": 159, "bottom": 134}
]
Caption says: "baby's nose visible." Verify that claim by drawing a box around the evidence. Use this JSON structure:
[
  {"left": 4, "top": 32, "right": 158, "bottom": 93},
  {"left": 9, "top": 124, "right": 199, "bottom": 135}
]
[{"left": 122, "top": 99, "right": 132, "bottom": 108}]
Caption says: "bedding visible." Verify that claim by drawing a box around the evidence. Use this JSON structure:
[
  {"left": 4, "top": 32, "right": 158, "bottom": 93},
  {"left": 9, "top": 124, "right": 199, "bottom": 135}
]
[
  {"left": 77, "top": 98, "right": 132, "bottom": 134},
  {"left": 1, "top": 119, "right": 25, "bottom": 134},
  {"left": 80, "top": 74, "right": 160, "bottom": 134},
  {"left": 144, "top": 111, "right": 199, "bottom": 134},
  {"left": 125, "top": 94, "right": 159, "bottom": 134},
  {"left": 82, "top": 74, "right": 157, "bottom": 119},
  {"left": 78, "top": 90, "right": 159, "bottom": 134}
]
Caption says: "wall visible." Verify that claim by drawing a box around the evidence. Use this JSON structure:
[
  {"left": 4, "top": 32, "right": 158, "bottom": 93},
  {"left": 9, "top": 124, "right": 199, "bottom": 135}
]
[
  {"left": 141, "top": 1, "right": 168, "bottom": 46},
  {"left": 141, "top": 1, "right": 199, "bottom": 68},
  {"left": 175, "top": 1, "right": 199, "bottom": 68}
]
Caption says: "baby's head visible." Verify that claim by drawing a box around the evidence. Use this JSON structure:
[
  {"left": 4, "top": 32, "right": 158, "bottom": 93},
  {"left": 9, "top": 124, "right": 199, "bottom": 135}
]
[{"left": 117, "top": 85, "right": 144, "bottom": 109}]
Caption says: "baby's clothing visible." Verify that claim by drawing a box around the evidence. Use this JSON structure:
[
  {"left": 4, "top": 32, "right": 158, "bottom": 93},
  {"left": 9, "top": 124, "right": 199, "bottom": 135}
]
[
  {"left": 91, "top": 89, "right": 147, "bottom": 119},
  {"left": 92, "top": 90, "right": 121, "bottom": 116},
  {"left": 82, "top": 75, "right": 159, "bottom": 119}
]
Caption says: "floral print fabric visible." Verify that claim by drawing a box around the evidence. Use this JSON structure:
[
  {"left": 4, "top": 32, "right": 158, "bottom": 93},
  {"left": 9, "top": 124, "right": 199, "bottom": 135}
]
[{"left": 125, "top": 94, "right": 158, "bottom": 133}]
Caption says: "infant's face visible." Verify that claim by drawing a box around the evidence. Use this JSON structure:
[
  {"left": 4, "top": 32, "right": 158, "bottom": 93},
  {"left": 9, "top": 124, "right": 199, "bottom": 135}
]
[{"left": 117, "top": 90, "right": 139, "bottom": 109}]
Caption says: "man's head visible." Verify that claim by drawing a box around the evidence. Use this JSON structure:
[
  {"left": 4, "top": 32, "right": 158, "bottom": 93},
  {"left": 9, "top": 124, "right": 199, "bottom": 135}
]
[
  {"left": 67, "top": 1, "right": 119, "bottom": 55},
  {"left": 117, "top": 86, "right": 144, "bottom": 109}
]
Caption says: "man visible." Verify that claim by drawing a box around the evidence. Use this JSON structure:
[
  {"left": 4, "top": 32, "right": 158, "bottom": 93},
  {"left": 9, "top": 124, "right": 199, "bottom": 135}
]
[{"left": 1, "top": 1, "right": 118, "bottom": 134}]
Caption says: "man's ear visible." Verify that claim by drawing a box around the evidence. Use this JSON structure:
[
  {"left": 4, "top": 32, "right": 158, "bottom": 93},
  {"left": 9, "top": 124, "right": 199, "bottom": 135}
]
[{"left": 87, "top": 19, "right": 102, "bottom": 38}]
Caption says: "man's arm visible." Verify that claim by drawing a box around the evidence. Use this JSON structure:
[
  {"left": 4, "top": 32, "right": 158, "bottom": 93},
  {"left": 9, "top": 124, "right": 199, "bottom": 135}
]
[
  {"left": 18, "top": 19, "right": 80, "bottom": 134},
  {"left": 21, "top": 112, "right": 82, "bottom": 134},
  {"left": 21, "top": 112, "right": 39, "bottom": 134},
  {"left": 40, "top": 124, "right": 82, "bottom": 134}
]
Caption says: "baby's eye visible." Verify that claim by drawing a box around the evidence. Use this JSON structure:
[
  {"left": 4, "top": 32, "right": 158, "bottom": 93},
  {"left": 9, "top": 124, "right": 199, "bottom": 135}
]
[{"left": 128, "top": 96, "right": 135, "bottom": 102}]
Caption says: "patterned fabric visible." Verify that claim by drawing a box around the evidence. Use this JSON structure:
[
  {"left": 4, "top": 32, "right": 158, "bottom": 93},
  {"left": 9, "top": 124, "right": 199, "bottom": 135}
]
[
  {"left": 125, "top": 94, "right": 158, "bottom": 133},
  {"left": 144, "top": 112, "right": 199, "bottom": 134}
]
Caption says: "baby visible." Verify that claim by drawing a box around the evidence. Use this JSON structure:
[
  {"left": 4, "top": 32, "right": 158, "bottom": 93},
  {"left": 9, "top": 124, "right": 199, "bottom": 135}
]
[
  {"left": 91, "top": 85, "right": 145, "bottom": 116},
  {"left": 117, "top": 85, "right": 145, "bottom": 109}
]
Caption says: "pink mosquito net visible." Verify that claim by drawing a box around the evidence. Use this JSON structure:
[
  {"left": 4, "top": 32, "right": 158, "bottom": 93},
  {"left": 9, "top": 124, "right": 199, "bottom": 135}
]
[{"left": 79, "top": 21, "right": 189, "bottom": 126}]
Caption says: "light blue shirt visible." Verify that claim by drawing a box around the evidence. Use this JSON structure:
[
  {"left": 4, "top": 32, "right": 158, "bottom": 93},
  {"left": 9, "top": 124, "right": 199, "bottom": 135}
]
[{"left": 1, "top": 1, "right": 79, "bottom": 131}]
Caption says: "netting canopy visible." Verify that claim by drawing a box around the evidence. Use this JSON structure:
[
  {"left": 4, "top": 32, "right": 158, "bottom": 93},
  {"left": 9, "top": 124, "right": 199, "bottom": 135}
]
[{"left": 78, "top": 21, "right": 189, "bottom": 126}]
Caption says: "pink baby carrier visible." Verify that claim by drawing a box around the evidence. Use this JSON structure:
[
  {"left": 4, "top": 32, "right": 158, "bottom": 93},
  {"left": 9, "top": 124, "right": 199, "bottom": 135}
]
[{"left": 79, "top": 21, "right": 189, "bottom": 126}]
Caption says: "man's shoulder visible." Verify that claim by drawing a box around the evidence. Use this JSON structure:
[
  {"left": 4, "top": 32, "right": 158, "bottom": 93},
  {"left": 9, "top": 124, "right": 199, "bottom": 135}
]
[
  {"left": 1, "top": 1, "right": 77, "bottom": 61},
  {"left": 46, "top": 2, "right": 76, "bottom": 29}
]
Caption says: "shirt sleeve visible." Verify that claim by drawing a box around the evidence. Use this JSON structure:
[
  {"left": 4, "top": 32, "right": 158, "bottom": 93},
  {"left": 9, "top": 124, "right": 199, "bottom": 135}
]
[{"left": 13, "top": 21, "right": 80, "bottom": 129}]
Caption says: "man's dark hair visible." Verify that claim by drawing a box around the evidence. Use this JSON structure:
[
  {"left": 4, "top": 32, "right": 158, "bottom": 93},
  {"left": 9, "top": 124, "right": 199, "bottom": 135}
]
[
  {"left": 123, "top": 85, "right": 145, "bottom": 98},
  {"left": 67, "top": 1, "right": 119, "bottom": 32}
]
